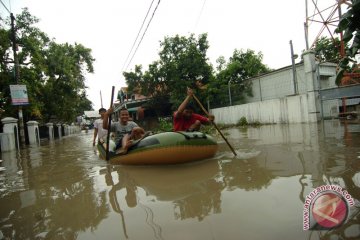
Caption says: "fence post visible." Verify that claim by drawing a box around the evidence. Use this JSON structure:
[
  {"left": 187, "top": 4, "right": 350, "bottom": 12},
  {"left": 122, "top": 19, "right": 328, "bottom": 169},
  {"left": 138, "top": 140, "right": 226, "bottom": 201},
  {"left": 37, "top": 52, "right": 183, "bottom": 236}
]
[
  {"left": 46, "top": 123, "right": 54, "bottom": 140},
  {"left": 27, "top": 121, "right": 40, "bottom": 145},
  {"left": 1, "top": 117, "right": 19, "bottom": 151}
]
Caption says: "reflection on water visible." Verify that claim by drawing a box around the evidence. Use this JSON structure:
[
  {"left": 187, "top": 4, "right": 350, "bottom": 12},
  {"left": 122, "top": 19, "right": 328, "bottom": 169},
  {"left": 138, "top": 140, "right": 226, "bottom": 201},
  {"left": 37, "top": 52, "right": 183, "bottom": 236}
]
[{"left": 0, "top": 120, "right": 359, "bottom": 239}]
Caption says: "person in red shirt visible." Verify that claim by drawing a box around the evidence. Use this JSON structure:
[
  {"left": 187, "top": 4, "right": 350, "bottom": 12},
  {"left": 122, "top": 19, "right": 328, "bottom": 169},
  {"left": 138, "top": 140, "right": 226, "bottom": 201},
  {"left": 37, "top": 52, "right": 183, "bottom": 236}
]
[{"left": 173, "top": 88, "right": 214, "bottom": 131}]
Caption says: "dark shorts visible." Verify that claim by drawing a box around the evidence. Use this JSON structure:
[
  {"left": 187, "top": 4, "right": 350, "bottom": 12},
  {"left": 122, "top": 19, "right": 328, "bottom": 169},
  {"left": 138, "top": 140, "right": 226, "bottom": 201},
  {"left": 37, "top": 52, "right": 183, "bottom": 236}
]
[{"left": 115, "top": 137, "right": 123, "bottom": 149}]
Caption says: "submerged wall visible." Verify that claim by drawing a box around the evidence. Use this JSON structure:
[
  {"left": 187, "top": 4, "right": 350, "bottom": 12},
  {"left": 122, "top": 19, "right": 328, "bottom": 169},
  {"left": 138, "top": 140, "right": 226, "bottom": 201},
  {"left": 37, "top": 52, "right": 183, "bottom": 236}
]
[
  {"left": 211, "top": 93, "right": 316, "bottom": 124},
  {"left": 210, "top": 50, "right": 328, "bottom": 124}
]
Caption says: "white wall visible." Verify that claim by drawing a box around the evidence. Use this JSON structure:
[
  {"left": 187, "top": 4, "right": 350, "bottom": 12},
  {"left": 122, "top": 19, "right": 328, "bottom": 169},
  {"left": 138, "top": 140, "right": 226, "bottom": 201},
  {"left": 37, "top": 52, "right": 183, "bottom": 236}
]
[
  {"left": 214, "top": 54, "right": 338, "bottom": 123},
  {"left": 211, "top": 93, "right": 315, "bottom": 124}
]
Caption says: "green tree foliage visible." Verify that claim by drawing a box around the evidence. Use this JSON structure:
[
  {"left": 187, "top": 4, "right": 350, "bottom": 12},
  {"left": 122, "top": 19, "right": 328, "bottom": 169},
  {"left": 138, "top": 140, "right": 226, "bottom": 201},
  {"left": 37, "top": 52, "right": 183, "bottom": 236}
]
[
  {"left": 312, "top": 36, "right": 343, "bottom": 63},
  {"left": 0, "top": 18, "right": 14, "bottom": 116},
  {"left": 335, "top": 0, "right": 360, "bottom": 85},
  {"left": 0, "top": 8, "right": 94, "bottom": 123},
  {"left": 208, "top": 49, "right": 271, "bottom": 107},
  {"left": 0, "top": 91, "right": 6, "bottom": 117},
  {"left": 40, "top": 42, "right": 94, "bottom": 122},
  {"left": 124, "top": 34, "right": 272, "bottom": 112},
  {"left": 124, "top": 33, "right": 213, "bottom": 113}
]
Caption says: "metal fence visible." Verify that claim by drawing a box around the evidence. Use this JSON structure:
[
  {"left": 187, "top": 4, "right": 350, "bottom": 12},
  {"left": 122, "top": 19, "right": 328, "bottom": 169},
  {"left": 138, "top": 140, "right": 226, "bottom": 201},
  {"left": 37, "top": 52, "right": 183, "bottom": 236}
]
[{"left": 208, "top": 82, "right": 249, "bottom": 109}]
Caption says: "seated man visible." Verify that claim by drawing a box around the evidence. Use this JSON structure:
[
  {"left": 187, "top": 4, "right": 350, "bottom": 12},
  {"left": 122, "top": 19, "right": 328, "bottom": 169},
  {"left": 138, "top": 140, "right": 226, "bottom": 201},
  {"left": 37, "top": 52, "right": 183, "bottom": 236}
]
[
  {"left": 103, "top": 107, "right": 146, "bottom": 154},
  {"left": 173, "top": 88, "right": 214, "bottom": 131}
]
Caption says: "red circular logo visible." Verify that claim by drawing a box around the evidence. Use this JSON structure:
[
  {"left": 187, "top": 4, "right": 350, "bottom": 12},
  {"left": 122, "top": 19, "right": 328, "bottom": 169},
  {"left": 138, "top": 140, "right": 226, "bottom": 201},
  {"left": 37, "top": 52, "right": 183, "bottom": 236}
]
[{"left": 311, "top": 192, "right": 348, "bottom": 228}]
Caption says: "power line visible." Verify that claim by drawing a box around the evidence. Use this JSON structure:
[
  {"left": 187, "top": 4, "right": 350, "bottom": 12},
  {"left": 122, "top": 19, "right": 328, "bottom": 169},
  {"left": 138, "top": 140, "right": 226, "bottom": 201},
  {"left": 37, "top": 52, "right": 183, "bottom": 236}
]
[
  {"left": 0, "top": 0, "right": 11, "bottom": 14},
  {"left": 121, "top": 0, "right": 156, "bottom": 72},
  {"left": 124, "top": 0, "right": 161, "bottom": 72},
  {"left": 194, "top": 0, "right": 206, "bottom": 32}
]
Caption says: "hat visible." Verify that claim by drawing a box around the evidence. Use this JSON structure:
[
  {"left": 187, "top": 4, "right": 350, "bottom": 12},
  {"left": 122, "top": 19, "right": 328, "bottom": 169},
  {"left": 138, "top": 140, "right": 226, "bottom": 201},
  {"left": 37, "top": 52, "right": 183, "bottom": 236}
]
[{"left": 98, "top": 107, "right": 106, "bottom": 113}]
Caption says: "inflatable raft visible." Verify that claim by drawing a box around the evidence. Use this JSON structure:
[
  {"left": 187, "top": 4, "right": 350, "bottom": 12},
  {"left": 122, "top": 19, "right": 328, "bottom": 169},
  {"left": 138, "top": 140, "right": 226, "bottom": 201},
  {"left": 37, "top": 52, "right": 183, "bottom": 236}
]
[{"left": 97, "top": 131, "right": 218, "bottom": 165}]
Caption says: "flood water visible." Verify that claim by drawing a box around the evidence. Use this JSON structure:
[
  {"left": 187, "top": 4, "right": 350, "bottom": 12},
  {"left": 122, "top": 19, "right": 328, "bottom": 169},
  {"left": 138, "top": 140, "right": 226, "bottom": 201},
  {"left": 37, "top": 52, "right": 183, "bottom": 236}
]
[{"left": 0, "top": 120, "right": 359, "bottom": 240}]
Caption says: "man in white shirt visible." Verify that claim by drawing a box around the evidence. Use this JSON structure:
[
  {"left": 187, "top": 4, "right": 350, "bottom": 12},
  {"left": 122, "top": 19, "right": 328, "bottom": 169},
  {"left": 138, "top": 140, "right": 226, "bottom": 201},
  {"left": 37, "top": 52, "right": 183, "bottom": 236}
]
[
  {"left": 103, "top": 107, "right": 145, "bottom": 154},
  {"left": 93, "top": 108, "right": 108, "bottom": 146}
]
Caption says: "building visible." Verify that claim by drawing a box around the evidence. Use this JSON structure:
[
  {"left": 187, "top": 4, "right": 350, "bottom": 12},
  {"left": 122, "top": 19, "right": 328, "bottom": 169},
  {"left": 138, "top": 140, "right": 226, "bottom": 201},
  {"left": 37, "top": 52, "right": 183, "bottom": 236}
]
[
  {"left": 115, "top": 87, "right": 152, "bottom": 121},
  {"left": 212, "top": 50, "right": 360, "bottom": 124}
]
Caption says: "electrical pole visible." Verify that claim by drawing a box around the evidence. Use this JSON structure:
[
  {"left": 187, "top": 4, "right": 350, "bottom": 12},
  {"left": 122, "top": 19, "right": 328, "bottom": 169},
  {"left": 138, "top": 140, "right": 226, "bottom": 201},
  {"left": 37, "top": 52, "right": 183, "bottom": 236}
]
[
  {"left": 290, "top": 40, "right": 298, "bottom": 95},
  {"left": 10, "top": 13, "right": 26, "bottom": 145},
  {"left": 228, "top": 79, "right": 232, "bottom": 106},
  {"left": 304, "top": 0, "right": 309, "bottom": 50}
]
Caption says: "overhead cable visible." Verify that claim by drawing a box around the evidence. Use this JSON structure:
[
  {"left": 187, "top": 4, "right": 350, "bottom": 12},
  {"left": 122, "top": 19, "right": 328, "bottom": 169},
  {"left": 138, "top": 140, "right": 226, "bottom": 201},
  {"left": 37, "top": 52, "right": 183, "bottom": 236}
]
[
  {"left": 124, "top": 0, "right": 161, "bottom": 72},
  {"left": 0, "top": 0, "right": 11, "bottom": 14},
  {"left": 194, "top": 0, "right": 206, "bottom": 32},
  {"left": 121, "top": 0, "right": 156, "bottom": 72}
]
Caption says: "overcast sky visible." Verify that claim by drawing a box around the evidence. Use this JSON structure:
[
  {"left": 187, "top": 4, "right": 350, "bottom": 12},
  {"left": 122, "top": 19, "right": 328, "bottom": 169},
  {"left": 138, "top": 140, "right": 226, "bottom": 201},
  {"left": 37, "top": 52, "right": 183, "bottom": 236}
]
[{"left": 1, "top": 0, "right": 342, "bottom": 110}]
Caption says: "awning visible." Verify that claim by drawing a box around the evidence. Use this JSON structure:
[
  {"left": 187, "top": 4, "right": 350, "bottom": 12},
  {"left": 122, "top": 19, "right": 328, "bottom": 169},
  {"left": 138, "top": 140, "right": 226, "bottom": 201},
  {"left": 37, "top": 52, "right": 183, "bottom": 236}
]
[
  {"left": 83, "top": 111, "right": 100, "bottom": 118},
  {"left": 114, "top": 98, "right": 151, "bottom": 112},
  {"left": 127, "top": 107, "right": 138, "bottom": 112}
]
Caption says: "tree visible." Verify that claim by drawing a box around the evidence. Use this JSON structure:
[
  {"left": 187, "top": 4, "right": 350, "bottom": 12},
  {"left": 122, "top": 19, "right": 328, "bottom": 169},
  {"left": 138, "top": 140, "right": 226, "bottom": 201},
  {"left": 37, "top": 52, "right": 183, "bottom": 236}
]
[
  {"left": 208, "top": 49, "right": 271, "bottom": 107},
  {"left": 0, "top": 91, "right": 6, "bottom": 118},
  {"left": 0, "top": 8, "right": 95, "bottom": 123},
  {"left": 335, "top": 0, "right": 360, "bottom": 85},
  {"left": 40, "top": 42, "right": 94, "bottom": 122},
  {"left": 124, "top": 33, "right": 213, "bottom": 114},
  {"left": 312, "top": 36, "right": 343, "bottom": 63}
]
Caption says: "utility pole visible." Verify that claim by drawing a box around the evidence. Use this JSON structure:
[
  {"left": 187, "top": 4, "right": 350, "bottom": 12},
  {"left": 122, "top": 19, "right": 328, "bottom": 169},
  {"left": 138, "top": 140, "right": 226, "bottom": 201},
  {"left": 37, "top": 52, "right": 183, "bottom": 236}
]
[
  {"left": 290, "top": 40, "right": 298, "bottom": 95},
  {"left": 10, "top": 13, "right": 26, "bottom": 145},
  {"left": 228, "top": 79, "right": 232, "bottom": 106},
  {"left": 304, "top": 0, "right": 309, "bottom": 50}
]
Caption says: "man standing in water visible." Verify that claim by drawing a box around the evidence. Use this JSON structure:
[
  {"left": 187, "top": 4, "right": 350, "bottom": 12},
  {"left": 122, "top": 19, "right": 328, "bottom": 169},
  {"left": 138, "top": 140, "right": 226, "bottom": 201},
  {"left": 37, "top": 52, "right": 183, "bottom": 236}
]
[
  {"left": 93, "top": 108, "right": 108, "bottom": 146},
  {"left": 103, "top": 107, "right": 146, "bottom": 154},
  {"left": 173, "top": 88, "right": 214, "bottom": 132}
]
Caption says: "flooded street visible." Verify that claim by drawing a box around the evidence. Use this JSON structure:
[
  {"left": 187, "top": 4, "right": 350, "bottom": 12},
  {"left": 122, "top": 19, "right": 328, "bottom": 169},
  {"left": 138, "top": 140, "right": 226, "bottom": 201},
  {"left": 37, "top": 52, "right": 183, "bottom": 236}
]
[{"left": 0, "top": 120, "right": 359, "bottom": 240}]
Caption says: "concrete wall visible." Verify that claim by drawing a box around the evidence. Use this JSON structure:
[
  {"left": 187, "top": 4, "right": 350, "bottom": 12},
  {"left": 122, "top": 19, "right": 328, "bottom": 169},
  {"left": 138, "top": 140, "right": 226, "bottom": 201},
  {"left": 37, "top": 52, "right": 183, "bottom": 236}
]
[
  {"left": 322, "top": 99, "right": 340, "bottom": 118},
  {"left": 212, "top": 93, "right": 315, "bottom": 124},
  {"left": 246, "top": 67, "right": 297, "bottom": 103},
  {"left": 245, "top": 63, "right": 315, "bottom": 104},
  {"left": 211, "top": 51, "right": 340, "bottom": 124}
]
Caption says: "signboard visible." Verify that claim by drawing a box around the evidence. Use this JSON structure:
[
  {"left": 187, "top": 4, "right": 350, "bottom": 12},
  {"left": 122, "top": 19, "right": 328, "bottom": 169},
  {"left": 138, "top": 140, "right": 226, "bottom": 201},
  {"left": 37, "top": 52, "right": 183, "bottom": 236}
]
[{"left": 10, "top": 85, "right": 29, "bottom": 105}]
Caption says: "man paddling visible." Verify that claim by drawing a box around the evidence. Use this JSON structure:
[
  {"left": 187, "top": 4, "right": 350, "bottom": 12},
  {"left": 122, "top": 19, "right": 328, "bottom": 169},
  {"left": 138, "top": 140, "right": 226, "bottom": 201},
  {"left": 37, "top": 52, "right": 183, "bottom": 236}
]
[{"left": 173, "top": 88, "right": 214, "bottom": 132}]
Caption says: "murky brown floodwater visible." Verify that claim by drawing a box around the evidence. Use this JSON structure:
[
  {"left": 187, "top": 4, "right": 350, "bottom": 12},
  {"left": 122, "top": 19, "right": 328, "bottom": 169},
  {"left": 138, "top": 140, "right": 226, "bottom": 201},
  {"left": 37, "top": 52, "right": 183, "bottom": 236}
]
[{"left": 0, "top": 120, "right": 359, "bottom": 240}]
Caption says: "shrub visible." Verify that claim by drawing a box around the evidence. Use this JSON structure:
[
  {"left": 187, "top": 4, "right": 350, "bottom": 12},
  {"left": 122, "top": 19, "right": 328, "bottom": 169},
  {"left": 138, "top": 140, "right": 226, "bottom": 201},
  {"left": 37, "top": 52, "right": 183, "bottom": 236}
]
[
  {"left": 251, "top": 121, "right": 261, "bottom": 127},
  {"left": 237, "top": 117, "right": 248, "bottom": 126},
  {"left": 156, "top": 117, "right": 173, "bottom": 132}
]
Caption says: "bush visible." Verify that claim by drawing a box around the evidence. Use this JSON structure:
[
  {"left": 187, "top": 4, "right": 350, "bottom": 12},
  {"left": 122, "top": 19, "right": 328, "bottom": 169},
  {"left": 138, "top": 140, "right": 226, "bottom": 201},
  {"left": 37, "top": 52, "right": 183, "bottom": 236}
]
[
  {"left": 251, "top": 121, "right": 261, "bottom": 127},
  {"left": 237, "top": 117, "right": 248, "bottom": 126},
  {"left": 156, "top": 117, "right": 173, "bottom": 132}
]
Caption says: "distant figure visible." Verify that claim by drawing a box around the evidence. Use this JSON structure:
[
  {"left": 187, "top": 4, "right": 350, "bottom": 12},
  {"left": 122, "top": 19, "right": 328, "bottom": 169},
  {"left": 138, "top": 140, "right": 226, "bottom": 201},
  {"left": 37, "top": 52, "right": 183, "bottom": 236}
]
[
  {"left": 76, "top": 116, "right": 82, "bottom": 126},
  {"left": 93, "top": 108, "right": 108, "bottom": 146},
  {"left": 137, "top": 106, "right": 145, "bottom": 121},
  {"left": 173, "top": 88, "right": 214, "bottom": 132},
  {"left": 103, "top": 107, "right": 146, "bottom": 154}
]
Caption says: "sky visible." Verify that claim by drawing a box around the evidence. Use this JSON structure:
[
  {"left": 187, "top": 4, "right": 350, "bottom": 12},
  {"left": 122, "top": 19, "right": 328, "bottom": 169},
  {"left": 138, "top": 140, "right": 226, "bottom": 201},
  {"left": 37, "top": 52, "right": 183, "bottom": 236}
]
[{"left": 1, "top": 0, "right": 344, "bottom": 111}]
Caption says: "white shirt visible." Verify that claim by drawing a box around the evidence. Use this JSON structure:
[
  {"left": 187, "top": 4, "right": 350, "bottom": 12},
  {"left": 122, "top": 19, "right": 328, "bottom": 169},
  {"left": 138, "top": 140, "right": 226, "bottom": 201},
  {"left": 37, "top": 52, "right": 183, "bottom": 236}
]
[{"left": 94, "top": 118, "right": 108, "bottom": 140}]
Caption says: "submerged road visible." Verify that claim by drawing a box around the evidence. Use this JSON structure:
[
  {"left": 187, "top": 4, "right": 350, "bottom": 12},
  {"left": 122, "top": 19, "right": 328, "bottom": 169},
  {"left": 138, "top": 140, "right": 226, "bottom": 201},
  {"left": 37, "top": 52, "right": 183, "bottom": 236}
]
[{"left": 0, "top": 120, "right": 359, "bottom": 239}]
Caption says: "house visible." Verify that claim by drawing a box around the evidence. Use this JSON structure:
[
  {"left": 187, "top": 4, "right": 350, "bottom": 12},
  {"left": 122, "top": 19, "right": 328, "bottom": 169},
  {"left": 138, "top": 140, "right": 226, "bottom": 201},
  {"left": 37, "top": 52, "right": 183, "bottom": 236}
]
[{"left": 115, "top": 87, "right": 152, "bottom": 121}]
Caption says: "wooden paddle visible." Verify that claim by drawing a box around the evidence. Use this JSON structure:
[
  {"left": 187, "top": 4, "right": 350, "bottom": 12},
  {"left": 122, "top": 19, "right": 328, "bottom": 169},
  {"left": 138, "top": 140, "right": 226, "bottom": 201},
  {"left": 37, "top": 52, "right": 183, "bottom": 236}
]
[
  {"left": 192, "top": 94, "right": 237, "bottom": 156},
  {"left": 106, "top": 86, "right": 115, "bottom": 161}
]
